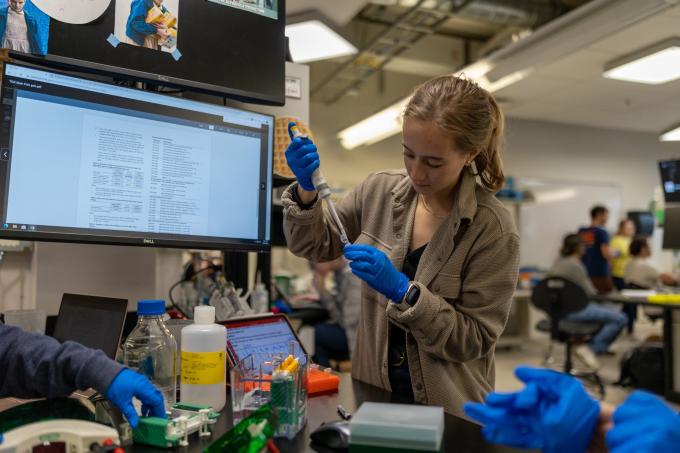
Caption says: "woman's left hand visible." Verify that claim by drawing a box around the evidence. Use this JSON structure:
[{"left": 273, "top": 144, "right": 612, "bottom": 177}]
[{"left": 343, "top": 244, "right": 409, "bottom": 302}]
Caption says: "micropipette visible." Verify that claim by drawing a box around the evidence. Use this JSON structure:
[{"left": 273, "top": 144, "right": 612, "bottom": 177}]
[{"left": 289, "top": 123, "right": 350, "bottom": 245}]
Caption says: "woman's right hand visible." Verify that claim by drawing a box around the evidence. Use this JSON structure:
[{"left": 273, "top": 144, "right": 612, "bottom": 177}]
[
  {"left": 286, "top": 122, "right": 319, "bottom": 192},
  {"left": 155, "top": 24, "right": 169, "bottom": 39}
]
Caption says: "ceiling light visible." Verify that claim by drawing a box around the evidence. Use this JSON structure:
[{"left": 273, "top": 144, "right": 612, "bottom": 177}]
[
  {"left": 604, "top": 38, "right": 680, "bottom": 84},
  {"left": 286, "top": 13, "right": 357, "bottom": 64},
  {"left": 660, "top": 124, "right": 680, "bottom": 142},
  {"left": 337, "top": 98, "right": 411, "bottom": 150}
]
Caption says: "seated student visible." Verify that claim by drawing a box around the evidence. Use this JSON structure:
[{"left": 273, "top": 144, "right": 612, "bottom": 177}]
[
  {"left": 548, "top": 234, "right": 627, "bottom": 369},
  {"left": 625, "top": 236, "right": 678, "bottom": 289},
  {"left": 310, "top": 257, "right": 361, "bottom": 368},
  {"left": 465, "top": 366, "right": 680, "bottom": 453}
]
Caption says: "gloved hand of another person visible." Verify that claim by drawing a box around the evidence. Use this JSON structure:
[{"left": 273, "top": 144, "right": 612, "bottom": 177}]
[
  {"left": 464, "top": 367, "right": 600, "bottom": 453},
  {"left": 105, "top": 369, "right": 166, "bottom": 428},
  {"left": 343, "top": 244, "right": 409, "bottom": 302},
  {"left": 285, "top": 122, "right": 319, "bottom": 192},
  {"left": 606, "top": 390, "right": 680, "bottom": 453}
]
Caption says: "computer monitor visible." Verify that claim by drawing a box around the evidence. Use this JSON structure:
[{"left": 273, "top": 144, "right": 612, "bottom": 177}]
[
  {"left": 0, "top": 62, "right": 273, "bottom": 251},
  {"left": 52, "top": 293, "right": 129, "bottom": 359},
  {"left": 627, "top": 211, "right": 654, "bottom": 237},
  {"left": 659, "top": 159, "right": 680, "bottom": 203},
  {"left": 10, "top": 0, "right": 285, "bottom": 104},
  {"left": 663, "top": 206, "right": 680, "bottom": 250}
]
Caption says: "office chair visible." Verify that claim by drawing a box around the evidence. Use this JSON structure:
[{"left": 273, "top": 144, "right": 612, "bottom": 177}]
[{"left": 531, "top": 277, "right": 606, "bottom": 398}]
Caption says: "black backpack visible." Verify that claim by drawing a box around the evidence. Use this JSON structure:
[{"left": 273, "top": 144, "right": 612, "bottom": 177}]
[{"left": 617, "top": 342, "right": 665, "bottom": 395}]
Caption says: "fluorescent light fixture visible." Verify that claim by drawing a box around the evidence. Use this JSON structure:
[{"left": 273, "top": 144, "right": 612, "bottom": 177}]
[
  {"left": 286, "top": 14, "right": 357, "bottom": 64},
  {"left": 337, "top": 97, "right": 411, "bottom": 150},
  {"left": 604, "top": 38, "right": 680, "bottom": 84},
  {"left": 660, "top": 124, "right": 680, "bottom": 141}
]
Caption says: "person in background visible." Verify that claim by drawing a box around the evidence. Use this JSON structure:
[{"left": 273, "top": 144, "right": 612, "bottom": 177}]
[
  {"left": 125, "top": 0, "right": 169, "bottom": 50},
  {"left": 0, "top": 0, "right": 39, "bottom": 54},
  {"left": 283, "top": 75, "right": 520, "bottom": 417},
  {"left": 549, "top": 234, "right": 627, "bottom": 369},
  {"left": 625, "top": 236, "right": 679, "bottom": 289},
  {"left": 579, "top": 205, "right": 614, "bottom": 294},
  {"left": 310, "top": 257, "right": 361, "bottom": 368},
  {"left": 610, "top": 219, "right": 636, "bottom": 333},
  {"left": 464, "top": 366, "right": 680, "bottom": 453},
  {"left": 0, "top": 322, "right": 165, "bottom": 441}
]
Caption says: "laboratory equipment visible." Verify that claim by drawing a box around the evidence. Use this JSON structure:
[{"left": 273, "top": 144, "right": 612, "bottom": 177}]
[
  {"left": 230, "top": 348, "right": 308, "bottom": 439},
  {"left": 349, "top": 402, "right": 444, "bottom": 452},
  {"left": 289, "top": 123, "right": 350, "bottom": 245},
  {"left": 204, "top": 404, "right": 276, "bottom": 453},
  {"left": 180, "top": 306, "right": 227, "bottom": 411},
  {"left": 132, "top": 403, "right": 219, "bottom": 448},
  {"left": 122, "top": 300, "right": 177, "bottom": 411},
  {"left": 0, "top": 420, "right": 120, "bottom": 453}
]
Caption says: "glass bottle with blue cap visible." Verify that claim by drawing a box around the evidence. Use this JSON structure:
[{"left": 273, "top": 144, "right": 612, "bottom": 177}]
[{"left": 122, "top": 299, "right": 177, "bottom": 412}]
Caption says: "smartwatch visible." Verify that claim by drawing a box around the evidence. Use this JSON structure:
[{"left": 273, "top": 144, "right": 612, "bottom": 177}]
[{"left": 403, "top": 282, "right": 420, "bottom": 307}]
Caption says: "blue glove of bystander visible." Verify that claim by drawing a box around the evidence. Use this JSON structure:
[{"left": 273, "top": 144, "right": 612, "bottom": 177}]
[
  {"left": 606, "top": 390, "right": 680, "bottom": 453},
  {"left": 105, "top": 369, "right": 166, "bottom": 428},
  {"left": 343, "top": 244, "right": 409, "bottom": 302},
  {"left": 285, "top": 122, "right": 319, "bottom": 192},
  {"left": 464, "top": 366, "right": 600, "bottom": 453}
]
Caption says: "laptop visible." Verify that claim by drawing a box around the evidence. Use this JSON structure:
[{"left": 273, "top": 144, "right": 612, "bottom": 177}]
[{"left": 52, "top": 293, "right": 128, "bottom": 359}]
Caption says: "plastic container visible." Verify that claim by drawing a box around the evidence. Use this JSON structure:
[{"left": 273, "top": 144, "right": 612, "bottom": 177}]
[
  {"left": 251, "top": 283, "right": 269, "bottom": 314},
  {"left": 180, "top": 306, "right": 227, "bottom": 411},
  {"left": 349, "top": 402, "right": 444, "bottom": 452},
  {"left": 122, "top": 300, "right": 177, "bottom": 411}
]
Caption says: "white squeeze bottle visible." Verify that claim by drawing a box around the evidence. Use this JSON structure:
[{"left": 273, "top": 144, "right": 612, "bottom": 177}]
[{"left": 180, "top": 305, "right": 227, "bottom": 411}]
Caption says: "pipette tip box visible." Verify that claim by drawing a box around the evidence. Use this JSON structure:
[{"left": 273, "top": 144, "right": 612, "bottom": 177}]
[{"left": 349, "top": 402, "right": 444, "bottom": 452}]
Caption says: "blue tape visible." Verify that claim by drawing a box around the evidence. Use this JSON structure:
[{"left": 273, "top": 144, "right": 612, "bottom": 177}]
[
  {"left": 171, "top": 48, "right": 182, "bottom": 61},
  {"left": 107, "top": 34, "right": 120, "bottom": 48}
]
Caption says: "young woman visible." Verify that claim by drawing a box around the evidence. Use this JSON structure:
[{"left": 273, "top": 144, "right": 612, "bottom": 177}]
[{"left": 282, "top": 75, "right": 520, "bottom": 416}]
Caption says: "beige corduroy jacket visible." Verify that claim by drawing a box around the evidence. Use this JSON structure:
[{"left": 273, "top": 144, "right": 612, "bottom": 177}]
[{"left": 282, "top": 169, "right": 520, "bottom": 417}]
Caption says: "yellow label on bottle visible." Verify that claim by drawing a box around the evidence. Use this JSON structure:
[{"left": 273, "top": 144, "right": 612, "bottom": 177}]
[{"left": 180, "top": 351, "right": 225, "bottom": 385}]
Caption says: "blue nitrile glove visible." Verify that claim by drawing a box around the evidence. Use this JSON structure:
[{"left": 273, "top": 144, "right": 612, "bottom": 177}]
[
  {"left": 606, "top": 390, "right": 680, "bottom": 453},
  {"left": 105, "top": 369, "right": 166, "bottom": 428},
  {"left": 464, "top": 366, "right": 600, "bottom": 453},
  {"left": 285, "top": 122, "right": 319, "bottom": 192},
  {"left": 343, "top": 244, "right": 409, "bottom": 302}
]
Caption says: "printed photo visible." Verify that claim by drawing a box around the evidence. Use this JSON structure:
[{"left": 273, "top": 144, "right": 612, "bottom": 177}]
[
  {"left": 114, "top": 0, "right": 179, "bottom": 53},
  {"left": 0, "top": 0, "right": 50, "bottom": 55},
  {"left": 207, "top": 0, "right": 277, "bottom": 21}
]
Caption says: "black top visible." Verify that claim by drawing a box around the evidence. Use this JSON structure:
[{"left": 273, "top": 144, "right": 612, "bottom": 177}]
[{"left": 388, "top": 243, "right": 427, "bottom": 400}]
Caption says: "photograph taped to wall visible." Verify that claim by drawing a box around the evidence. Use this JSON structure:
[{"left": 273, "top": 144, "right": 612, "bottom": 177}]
[
  {"left": 114, "top": 0, "right": 178, "bottom": 54},
  {"left": 207, "top": 0, "right": 277, "bottom": 20},
  {"left": 0, "top": 0, "right": 50, "bottom": 55}
]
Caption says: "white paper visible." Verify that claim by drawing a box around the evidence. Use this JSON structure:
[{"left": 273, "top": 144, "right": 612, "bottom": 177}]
[{"left": 32, "top": 0, "right": 111, "bottom": 25}]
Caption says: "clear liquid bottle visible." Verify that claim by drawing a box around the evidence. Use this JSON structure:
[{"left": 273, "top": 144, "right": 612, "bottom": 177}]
[
  {"left": 122, "top": 299, "right": 177, "bottom": 412},
  {"left": 251, "top": 282, "right": 269, "bottom": 314}
]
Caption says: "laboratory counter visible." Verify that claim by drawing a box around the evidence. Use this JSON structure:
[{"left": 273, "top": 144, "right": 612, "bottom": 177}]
[{"left": 130, "top": 373, "right": 530, "bottom": 453}]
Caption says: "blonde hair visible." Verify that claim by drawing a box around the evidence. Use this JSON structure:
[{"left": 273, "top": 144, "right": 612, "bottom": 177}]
[{"left": 403, "top": 75, "right": 505, "bottom": 192}]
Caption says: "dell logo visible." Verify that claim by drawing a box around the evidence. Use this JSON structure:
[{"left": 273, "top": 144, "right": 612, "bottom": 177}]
[{"left": 143, "top": 238, "right": 155, "bottom": 245}]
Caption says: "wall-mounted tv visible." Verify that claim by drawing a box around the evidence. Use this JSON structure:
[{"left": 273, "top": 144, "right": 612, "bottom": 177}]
[
  {"left": 659, "top": 159, "right": 680, "bottom": 204},
  {"left": 4, "top": 0, "right": 285, "bottom": 105}
]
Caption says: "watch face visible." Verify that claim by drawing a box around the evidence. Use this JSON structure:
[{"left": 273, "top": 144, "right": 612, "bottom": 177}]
[{"left": 32, "top": 0, "right": 111, "bottom": 24}]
